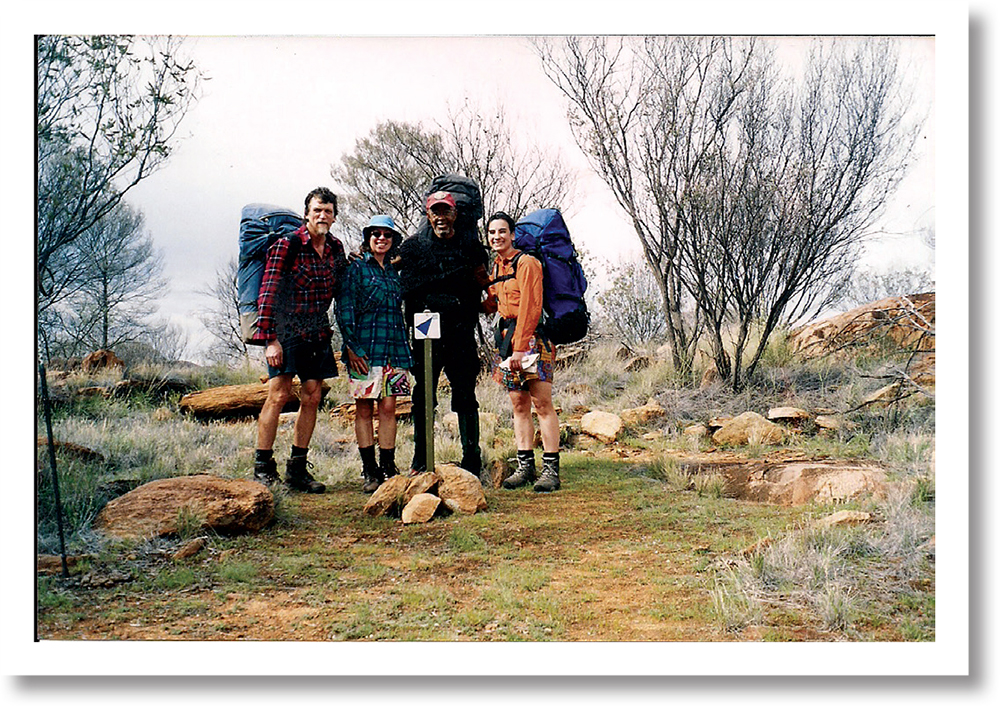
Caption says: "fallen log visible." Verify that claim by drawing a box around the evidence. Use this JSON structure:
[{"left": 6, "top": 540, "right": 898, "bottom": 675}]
[{"left": 179, "top": 381, "right": 331, "bottom": 420}]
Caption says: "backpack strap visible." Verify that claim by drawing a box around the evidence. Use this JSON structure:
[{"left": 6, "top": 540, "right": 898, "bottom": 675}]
[
  {"left": 488, "top": 251, "right": 522, "bottom": 287},
  {"left": 274, "top": 233, "right": 303, "bottom": 301}
]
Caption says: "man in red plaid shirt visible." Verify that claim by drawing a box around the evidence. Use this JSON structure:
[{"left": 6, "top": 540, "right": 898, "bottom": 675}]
[{"left": 252, "top": 187, "right": 347, "bottom": 493}]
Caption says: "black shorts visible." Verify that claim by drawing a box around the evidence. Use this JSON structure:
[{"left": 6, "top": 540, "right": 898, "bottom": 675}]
[{"left": 267, "top": 337, "right": 338, "bottom": 382}]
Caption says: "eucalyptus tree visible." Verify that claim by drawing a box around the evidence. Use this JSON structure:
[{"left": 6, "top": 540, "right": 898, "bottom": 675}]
[{"left": 37, "top": 35, "right": 200, "bottom": 306}]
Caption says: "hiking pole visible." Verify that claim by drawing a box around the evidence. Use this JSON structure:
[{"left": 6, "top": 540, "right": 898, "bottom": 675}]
[{"left": 38, "top": 361, "right": 69, "bottom": 578}]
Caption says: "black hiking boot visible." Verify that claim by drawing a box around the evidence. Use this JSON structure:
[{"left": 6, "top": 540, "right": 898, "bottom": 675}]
[
  {"left": 379, "top": 447, "right": 399, "bottom": 479},
  {"left": 253, "top": 457, "right": 280, "bottom": 486},
  {"left": 360, "top": 445, "right": 382, "bottom": 494},
  {"left": 503, "top": 450, "right": 536, "bottom": 490},
  {"left": 285, "top": 456, "right": 326, "bottom": 494},
  {"left": 533, "top": 452, "right": 560, "bottom": 492}
]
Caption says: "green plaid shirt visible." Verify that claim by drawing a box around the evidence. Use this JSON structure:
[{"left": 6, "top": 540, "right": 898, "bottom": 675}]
[{"left": 336, "top": 254, "right": 414, "bottom": 369}]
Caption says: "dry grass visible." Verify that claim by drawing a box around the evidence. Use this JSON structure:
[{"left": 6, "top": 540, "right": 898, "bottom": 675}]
[{"left": 36, "top": 339, "right": 935, "bottom": 640}]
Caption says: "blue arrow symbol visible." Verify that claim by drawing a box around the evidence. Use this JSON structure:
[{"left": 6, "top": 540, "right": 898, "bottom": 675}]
[{"left": 416, "top": 318, "right": 433, "bottom": 336}]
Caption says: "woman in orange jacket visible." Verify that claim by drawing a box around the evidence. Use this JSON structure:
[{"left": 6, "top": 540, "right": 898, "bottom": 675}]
[{"left": 485, "top": 212, "right": 561, "bottom": 492}]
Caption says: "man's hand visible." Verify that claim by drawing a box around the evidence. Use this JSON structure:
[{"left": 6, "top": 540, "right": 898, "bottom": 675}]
[
  {"left": 265, "top": 339, "right": 284, "bottom": 369},
  {"left": 347, "top": 349, "right": 369, "bottom": 375}
]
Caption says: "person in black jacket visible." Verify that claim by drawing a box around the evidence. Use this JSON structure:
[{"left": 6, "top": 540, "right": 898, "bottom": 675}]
[{"left": 397, "top": 191, "right": 491, "bottom": 478}]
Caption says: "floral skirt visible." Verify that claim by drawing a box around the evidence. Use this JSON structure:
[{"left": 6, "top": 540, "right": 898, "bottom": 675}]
[
  {"left": 491, "top": 335, "right": 556, "bottom": 392},
  {"left": 348, "top": 365, "right": 411, "bottom": 399}
]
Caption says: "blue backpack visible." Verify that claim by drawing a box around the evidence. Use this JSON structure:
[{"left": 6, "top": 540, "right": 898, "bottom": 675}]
[
  {"left": 512, "top": 209, "right": 589, "bottom": 345},
  {"left": 237, "top": 203, "right": 303, "bottom": 344}
]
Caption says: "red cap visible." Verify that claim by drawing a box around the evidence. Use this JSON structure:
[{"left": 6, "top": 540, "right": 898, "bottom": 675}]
[{"left": 426, "top": 191, "right": 457, "bottom": 210}]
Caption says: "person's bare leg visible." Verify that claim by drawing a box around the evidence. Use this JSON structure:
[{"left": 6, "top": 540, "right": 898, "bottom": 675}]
[
  {"left": 528, "top": 381, "right": 559, "bottom": 453},
  {"left": 256, "top": 374, "right": 294, "bottom": 450},
  {"left": 292, "top": 378, "right": 323, "bottom": 448},
  {"left": 376, "top": 396, "right": 397, "bottom": 449},
  {"left": 509, "top": 389, "right": 534, "bottom": 450},
  {"left": 355, "top": 399, "right": 375, "bottom": 448},
  {"left": 376, "top": 396, "right": 399, "bottom": 479}
]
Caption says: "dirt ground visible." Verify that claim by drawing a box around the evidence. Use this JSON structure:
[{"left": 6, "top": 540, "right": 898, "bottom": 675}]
[{"left": 37, "top": 447, "right": 903, "bottom": 643}]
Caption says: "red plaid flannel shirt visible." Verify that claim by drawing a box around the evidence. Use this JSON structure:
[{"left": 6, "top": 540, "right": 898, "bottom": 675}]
[{"left": 254, "top": 226, "right": 346, "bottom": 343}]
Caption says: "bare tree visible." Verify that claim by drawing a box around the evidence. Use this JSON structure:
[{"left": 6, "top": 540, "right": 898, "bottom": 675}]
[
  {"left": 117, "top": 321, "right": 191, "bottom": 366},
  {"left": 37, "top": 35, "right": 200, "bottom": 305},
  {"left": 331, "top": 103, "right": 577, "bottom": 239},
  {"left": 596, "top": 256, "right": 669, "bottom": 346},
  {"left": 438, "top": 102, "right": 578, "bottom": 222},
  {"left": 333, "top": 120, "right": 446, "bottom": 236},
  {"left": 42, "top": 202, "right": 168, "bottom": 359},
  {"left": 839, "top": 267, "right": 935, "bottom": 309},
  {"left": 535, "top": 36, "right": 704, "bottom": 380},
  {"left": 198, "top": 258, "right": 252, "bottom": 365},
  {"left": 537, "top": 36, "right": 922, "bottom": 389}
]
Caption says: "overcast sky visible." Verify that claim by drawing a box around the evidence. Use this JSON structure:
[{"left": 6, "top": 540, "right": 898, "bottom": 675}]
[{"left": 105, "top": 33, "right": 934, "bottom": 362}]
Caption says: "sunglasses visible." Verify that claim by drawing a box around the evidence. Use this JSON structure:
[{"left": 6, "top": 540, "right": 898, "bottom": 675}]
[{"left": 370, "top": 230, "right": 394, "bottom": 240}]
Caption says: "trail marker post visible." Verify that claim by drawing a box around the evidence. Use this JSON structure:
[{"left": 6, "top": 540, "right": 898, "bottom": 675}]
[{"left": 413, "top": 310, "right": 441, "bottom": 474}]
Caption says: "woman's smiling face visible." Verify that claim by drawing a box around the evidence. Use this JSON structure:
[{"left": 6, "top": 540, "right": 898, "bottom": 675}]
[
  {"left": 487, "top": 218, "right": 514, "bottom": 255},
  {"left": 368, "top": 228, "right": 394, "bottom": 256}
]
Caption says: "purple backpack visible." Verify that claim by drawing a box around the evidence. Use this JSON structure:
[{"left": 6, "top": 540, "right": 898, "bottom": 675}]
[{"left": 513, "top": 209, "right": 589, "bottom": 345}]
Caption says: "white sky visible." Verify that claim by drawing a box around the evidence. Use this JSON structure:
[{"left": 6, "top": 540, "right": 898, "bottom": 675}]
[
  {"left": 5, "top": 0, "right": 982, "bottom": 685},
  {"left": 116, "top": 33, "right": 935, "bottom": 361}
]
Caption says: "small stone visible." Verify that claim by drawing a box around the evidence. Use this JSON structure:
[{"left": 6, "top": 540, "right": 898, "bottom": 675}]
[
  {"left": 172, "top": 537, "right": 207, "bottom": 560},
  {"left": 767, "top": 406, "right": 810, "bottom": 423},
  {"left": 707, "top": 416, "right": 731, "bottom": 430},
  {"left": 435, "top": 464, "right": 487, "bottom": 515},
  {"left": 811, "top": 510, "right": 873, "bottom": 529},
  {"left": 623, "top": 356, "right": 650, "bottom": 373},
  {"left": 95, "top": 475, "right": 274, "bottom": 539},
  {"left": 581, "top": 410, "right": 623, "bottom": 443},
  {"left": 152, "top": 407, "right": 176, "bottom": 422},
  {"left": 711, "top": 412, "right": 784, "bottom": 446},
  {"left": 363, "top": 475, "right": 411, "bottom": 517},
  {"left": 403, "top": 472, "right": 439, "bottom": 505},
  {"left": 863, "top": 381, "right": 903, "bottom": 406},
  {"left": 620, "top": 398, "right": 666, "bottom": 426},
  {"left": 36, "top": 555, "right": 87, "bottom": 575},
  {"left": 741, "top": 537, "right": 774, "bottom": 557},
  {"left": 401, "top": 494, "right": 441, "bottom": 524}
]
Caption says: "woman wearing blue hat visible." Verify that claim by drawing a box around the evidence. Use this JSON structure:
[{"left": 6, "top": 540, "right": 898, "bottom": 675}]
[{"left": 336, "top": 215, "right": 414, "bottom": 492}]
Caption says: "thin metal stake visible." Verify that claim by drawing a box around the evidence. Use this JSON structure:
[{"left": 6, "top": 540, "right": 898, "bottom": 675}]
[
  {"left": 423, "top": 338, "right": 434, "bottom": 474},
  {"left": 38, "top": 362, "right": 69, "bottom": 578}
]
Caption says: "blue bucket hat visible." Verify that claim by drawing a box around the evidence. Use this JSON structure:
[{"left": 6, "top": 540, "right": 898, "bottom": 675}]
[{"left": 363, "top": 214, "right": 400, "bottom": 239}]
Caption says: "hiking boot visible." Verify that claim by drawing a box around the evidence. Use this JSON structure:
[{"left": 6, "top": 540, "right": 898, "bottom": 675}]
[
  {"left": 285, "top": 456, "right": 326, "bottom": 494},
  {"left": 533, "top": 452, "right": 560, "bottom": 492},
  {"left": 503, "top": 450, "right": 536, "bottom": 490},
  {"left": 361, "top": 471, "right": 382, "bottom": 494},
  {"left": 253, "top": 458, "right": 280, "bottom": 486},
  {"left": 360, "top": 445, "right": 382, "bottom": 494},
  {"left": 379, "top": 447, "right": 398, "bottom": 479}
]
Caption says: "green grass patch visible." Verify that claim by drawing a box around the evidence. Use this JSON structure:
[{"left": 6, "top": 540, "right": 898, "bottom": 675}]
[{"left": 217, "top": 560, "right": 259, "bottom": 585}]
